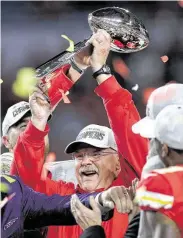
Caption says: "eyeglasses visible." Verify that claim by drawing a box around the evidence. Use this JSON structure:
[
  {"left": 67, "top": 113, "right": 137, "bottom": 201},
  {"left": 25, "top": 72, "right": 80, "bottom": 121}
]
[{"left": 72, "top": 150, "right": 118, "bottom": 162}]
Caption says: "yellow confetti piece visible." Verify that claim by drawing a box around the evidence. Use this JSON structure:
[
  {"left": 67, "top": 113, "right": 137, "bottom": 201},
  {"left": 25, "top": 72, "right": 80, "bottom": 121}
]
[
  {"left": 0, "top": 79, "right": 3, "bottom": 84},
  {"left": 61, "top": 34, "right": 74, "bottom": 52}
]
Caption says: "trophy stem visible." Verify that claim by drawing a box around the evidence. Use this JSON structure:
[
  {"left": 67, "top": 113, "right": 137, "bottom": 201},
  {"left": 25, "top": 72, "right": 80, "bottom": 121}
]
[{"left": 36, "top": 39, "right": 89, "bottom": 78}]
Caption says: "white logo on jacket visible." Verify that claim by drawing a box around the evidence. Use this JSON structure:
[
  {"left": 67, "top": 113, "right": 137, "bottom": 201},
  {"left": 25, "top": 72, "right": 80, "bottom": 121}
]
[{"left": 4, "top": 217, "right": 18, "bottom": 230}]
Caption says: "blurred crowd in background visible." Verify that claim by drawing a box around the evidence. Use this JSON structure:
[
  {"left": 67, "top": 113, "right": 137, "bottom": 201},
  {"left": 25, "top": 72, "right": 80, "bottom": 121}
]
[{"left": 1, "top": 1, "right": 183, "bottom": 160}]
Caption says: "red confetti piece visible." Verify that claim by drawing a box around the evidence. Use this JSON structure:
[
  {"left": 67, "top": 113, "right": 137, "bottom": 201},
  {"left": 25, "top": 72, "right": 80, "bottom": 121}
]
[
  {"left": 112, "top": 58, "right": 130, "bottom": 80},
  {"left": 161, "top": 55, "right": 169, "bottom": 63}
]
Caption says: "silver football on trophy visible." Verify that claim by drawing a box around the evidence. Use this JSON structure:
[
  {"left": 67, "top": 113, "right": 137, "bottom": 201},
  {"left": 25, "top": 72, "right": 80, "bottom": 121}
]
[{"left": 88, "top": 7, "right": 149, "bottom": 53}]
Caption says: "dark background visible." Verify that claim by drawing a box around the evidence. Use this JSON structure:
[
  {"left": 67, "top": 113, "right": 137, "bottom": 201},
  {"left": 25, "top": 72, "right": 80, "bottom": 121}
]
[{"left": 1, "top": 1, "right": 183, "bottom": 160}]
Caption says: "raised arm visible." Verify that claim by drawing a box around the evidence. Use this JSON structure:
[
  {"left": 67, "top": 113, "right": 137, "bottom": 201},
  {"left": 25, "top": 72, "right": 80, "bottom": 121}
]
[
  {"left": 10, "top": 42, "right": 95, "bottom": 194},
  {"left": 10, "top": 65, "right": 80, "bottom": 195},
  {"left": 91, "top": 30, "right": 148, "bottom": 186},
  {"left": 95, "top": 77, "right": 148, "bottom": 186}
]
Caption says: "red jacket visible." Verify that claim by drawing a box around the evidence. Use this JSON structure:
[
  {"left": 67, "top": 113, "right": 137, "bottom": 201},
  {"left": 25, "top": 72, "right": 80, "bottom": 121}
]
[{"left": 11, "top": 64, "right": 148, "bottom": 238}]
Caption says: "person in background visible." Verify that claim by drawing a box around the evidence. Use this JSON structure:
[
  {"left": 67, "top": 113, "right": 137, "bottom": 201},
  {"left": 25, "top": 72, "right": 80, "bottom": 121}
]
[
  {"left": 132, "top": 83, "right": 183, "bottom": 237},
  {"left": 135, "top": 104, "right": 183, "bottom": 238},
  {"left": 0, "top": 152, "right": 14, "bottom": 175},
  {"left": 8, "top": 30, "right": 147, "bottom": 238}
]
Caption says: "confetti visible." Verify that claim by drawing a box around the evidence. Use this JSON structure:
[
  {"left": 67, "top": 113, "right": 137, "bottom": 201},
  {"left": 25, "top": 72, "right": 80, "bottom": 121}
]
[
  {"left": 161, "top": 55, "right": 169, "bottom": 63},
  {"left": 132, "top": 84, "right": 139, "bottom": 91},
  {"left": 0, "top": 79, "right": 3, "bottom": 84},
  {"left": 12, "top": 67, "right": 37, "bottom": 98},
  {"left": 61, "top": 35, "right": 75, "bottom": 52},
  {"left": 59, "top": 89, "right": 71, "bottom": 103}
]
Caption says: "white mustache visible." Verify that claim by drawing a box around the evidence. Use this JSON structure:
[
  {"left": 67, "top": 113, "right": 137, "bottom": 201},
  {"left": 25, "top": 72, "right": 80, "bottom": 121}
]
[{"left": 79, "top": 165, "right": 98, "bottom": 175}]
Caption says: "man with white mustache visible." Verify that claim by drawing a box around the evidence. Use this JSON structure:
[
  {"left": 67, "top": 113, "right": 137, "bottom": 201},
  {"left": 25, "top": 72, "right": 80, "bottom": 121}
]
[{"left": 65, "top": 125, "right": 121, "bottom": 193}]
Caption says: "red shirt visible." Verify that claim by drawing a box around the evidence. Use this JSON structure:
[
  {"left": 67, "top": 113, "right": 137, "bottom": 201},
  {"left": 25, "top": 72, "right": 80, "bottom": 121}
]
[
  {"left": 11, "top": 65, "right": 147, "bottom": 238},
  {"left": 136, "top": 166, "right": 183, "bottom": 237}
]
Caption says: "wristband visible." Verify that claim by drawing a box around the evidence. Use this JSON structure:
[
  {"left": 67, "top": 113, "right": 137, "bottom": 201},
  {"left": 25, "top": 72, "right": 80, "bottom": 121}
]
[{"left": 70, "top": 57, "right": 85, "bottom": 75}]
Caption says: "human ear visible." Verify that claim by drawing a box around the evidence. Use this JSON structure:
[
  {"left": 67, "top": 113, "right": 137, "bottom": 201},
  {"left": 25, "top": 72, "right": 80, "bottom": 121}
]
[{"left": 2, "top": 136, "right": 12, "bottom": 150}]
